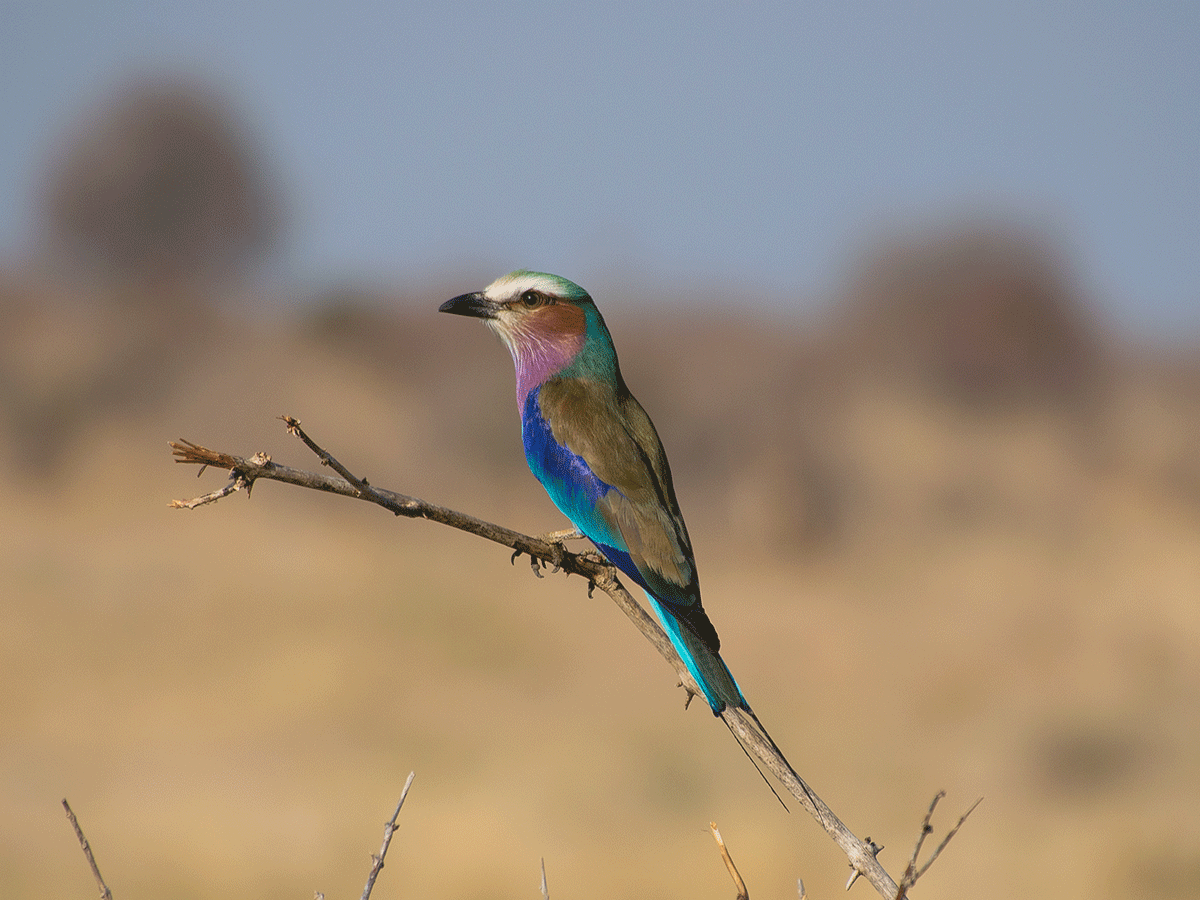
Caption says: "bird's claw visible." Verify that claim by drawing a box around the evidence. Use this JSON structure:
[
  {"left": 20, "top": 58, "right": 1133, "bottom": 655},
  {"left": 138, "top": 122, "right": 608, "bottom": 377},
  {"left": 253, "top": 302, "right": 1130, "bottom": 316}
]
[{"left": 511, "top": 547, "right": 545, "bottom": 577}]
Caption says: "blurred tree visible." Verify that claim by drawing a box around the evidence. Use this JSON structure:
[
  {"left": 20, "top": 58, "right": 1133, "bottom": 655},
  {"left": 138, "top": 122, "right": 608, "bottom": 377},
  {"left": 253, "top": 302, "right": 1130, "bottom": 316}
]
[
  {"left": 0, "top": 75, "right": 283, "bottom": 479},
  {"left": 840, "top": 222, "right": 1107, "bottom": 410},
  {"left": 42, "top": 76, "right": 281, "bottom": 292}
]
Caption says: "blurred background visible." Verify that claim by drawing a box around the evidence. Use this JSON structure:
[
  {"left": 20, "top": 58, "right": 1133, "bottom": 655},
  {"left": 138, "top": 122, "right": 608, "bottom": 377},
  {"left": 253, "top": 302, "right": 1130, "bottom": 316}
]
[{"left": 2, "top": 3, "right": 1198, "bottom": 899}]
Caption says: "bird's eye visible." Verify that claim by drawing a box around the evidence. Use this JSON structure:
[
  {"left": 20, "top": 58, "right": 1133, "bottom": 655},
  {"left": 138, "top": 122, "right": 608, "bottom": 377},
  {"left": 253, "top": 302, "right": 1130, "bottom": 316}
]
[{"left": 520, "top": 290, "right": 545, "bottom": 308}]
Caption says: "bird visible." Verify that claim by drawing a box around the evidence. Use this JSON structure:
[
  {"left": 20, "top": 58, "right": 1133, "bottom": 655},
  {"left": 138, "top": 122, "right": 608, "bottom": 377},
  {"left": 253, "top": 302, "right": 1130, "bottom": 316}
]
[{"left": 440, "top": 270, "right": 792, "bottom": 796}]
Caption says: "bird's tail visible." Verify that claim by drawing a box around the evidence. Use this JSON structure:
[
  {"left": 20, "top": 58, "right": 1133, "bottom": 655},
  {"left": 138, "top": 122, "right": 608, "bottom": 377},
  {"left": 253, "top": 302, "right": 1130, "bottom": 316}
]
[
  {"left": 645, "top": 595, "right": 748, "bottom": 714},
  {"left": 722, "top": 705, "right": 807, "bottom": 812},
  {"left": 646, "top": 594, "right": 801, "bottom": 810}
]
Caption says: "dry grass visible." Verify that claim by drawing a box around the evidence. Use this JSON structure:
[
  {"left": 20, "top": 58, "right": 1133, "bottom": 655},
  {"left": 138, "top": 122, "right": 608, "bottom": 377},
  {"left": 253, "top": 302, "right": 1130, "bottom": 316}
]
[{"left": 1, "top": 280, "right": 1199, "bottom": 899}]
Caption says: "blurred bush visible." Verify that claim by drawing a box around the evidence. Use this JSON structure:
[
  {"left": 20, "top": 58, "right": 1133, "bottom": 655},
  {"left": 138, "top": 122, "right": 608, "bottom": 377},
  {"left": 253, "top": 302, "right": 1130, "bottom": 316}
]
[{"left": 837, "top": 222, "right": 1107, "bottom": 412}]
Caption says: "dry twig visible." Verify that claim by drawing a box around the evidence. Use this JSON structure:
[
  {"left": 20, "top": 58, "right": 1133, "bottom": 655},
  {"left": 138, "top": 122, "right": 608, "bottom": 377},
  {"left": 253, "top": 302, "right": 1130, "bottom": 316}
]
[
  {"left": 169, "top": 422, "right": 684, "bottom": 690},
  {"left": 361, "top": 772, "right": 416, "bottom": 900},
  {"left": 62, "top": 799, "right": 114, "bottom": 900},
  {"left": 710, "top": 822, "right": 749, "bottom": 900},
  {"left": 894, "top": 791, "right": 983, "bottom": 899}
]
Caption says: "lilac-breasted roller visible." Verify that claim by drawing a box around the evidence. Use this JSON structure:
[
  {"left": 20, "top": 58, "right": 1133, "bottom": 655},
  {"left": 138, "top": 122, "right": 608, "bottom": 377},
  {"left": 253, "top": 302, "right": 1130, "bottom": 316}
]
[{"left": 439, "top": 270, "right": 757, "bottom": 720}]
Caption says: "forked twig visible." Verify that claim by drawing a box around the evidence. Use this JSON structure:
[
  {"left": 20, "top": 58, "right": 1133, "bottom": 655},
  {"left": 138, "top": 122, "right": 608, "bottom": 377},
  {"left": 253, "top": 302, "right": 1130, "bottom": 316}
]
[
  {"left": 894, "top": 792, "right": 983, "bottom": 899},
  {"left": 282, "top": 415, "right": 377, "bottom": 497}
]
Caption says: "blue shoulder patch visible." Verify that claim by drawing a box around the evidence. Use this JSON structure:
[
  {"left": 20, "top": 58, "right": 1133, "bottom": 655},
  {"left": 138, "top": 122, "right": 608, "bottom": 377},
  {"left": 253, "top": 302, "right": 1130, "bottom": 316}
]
[{"left": 521, "top": 387, "right": 608, "bottom": 509}]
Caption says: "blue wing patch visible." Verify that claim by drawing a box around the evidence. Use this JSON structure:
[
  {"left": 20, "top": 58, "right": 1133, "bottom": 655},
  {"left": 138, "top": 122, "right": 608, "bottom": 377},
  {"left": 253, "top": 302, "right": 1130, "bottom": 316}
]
[{"left": 521, "top": 387, "right": 655, "bottom": 591}]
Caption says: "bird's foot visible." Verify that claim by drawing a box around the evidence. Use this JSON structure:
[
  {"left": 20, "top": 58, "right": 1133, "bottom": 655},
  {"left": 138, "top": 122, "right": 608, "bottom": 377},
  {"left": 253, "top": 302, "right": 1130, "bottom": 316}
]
[
  {"left": 536, "top": 528, "right": 586, "bottom": 573},
  {"left": 581, "top": 558, "right": 618, "bottom": 598}
]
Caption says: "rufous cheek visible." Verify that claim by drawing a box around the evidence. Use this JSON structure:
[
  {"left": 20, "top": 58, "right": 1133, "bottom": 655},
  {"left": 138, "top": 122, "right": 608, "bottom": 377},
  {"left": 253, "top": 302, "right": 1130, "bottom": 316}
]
[{"left": 535, "top": 302, "right": 587, "bottom": 340}]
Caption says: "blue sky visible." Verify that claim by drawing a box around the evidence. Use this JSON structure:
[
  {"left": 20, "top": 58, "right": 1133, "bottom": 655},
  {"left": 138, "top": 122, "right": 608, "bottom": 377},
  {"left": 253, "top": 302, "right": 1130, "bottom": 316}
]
[{"left": 2, "top": 1, "right": 1197, "bottom": 334}]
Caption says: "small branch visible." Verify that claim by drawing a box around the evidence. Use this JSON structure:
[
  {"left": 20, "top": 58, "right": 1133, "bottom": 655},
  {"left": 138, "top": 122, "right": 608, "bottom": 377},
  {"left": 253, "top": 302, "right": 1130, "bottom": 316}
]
[
  {"left": 540, "top": 858, "right": 550, "bottom": 900},
  {"left": 361, "top": 772, "right": 416, "bottom": 900},
  {"left": 282, "top": 415, "right": 377, "bottom": 498},
  {"left": 897, "top": 791, "right": 940, "bottom": 895},
  {"left": 62, "top": 799, "right": 113, "bottom": 900},
  {"left": 170, "top": 423, "right": 897, "bottom": 892},
  {"left": 710, "top": 822, "right": 749, "bottom": 900},
  {"left": 894, "top": 792, "right": 982, "bottom": 899}
]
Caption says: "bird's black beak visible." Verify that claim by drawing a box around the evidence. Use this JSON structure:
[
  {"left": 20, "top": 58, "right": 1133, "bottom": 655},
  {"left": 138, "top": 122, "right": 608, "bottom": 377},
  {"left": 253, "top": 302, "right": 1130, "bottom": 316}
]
[{"left": 439, "top": 291, "right": 498, "bottom": 319}]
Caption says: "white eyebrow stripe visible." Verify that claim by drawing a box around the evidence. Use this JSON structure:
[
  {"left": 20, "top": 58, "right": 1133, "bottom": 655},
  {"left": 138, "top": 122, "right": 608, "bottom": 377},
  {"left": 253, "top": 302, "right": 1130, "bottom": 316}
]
[{"left": 483, "top": 271, "right": 565, "bottom": 302}]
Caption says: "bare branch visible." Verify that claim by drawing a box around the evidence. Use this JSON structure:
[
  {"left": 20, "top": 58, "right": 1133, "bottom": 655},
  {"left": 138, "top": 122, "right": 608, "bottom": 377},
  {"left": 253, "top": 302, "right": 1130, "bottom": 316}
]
[
  {"left": 540, "top": 858, "right": 550, "bottom": 900},
  {"left": 895, "top": 792, "right": 982, "bottom": 899},
  {"left": 169, "top": 425, "right": 692, "bottom": 696},
  {"left": 710, "top": 822, "right": 749, "bottom": 900},
  {"left": 169, "top": 419, "right": 971, "bottom": 899},
  {"left": 360, "top": 772, "right": 416, "bottom": 900},
  {"left": 62, "top": 799, "right": 114, "bottom": 900},
  {"left": 897, "top": 791, "right": 941, "bottom": 896}
]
